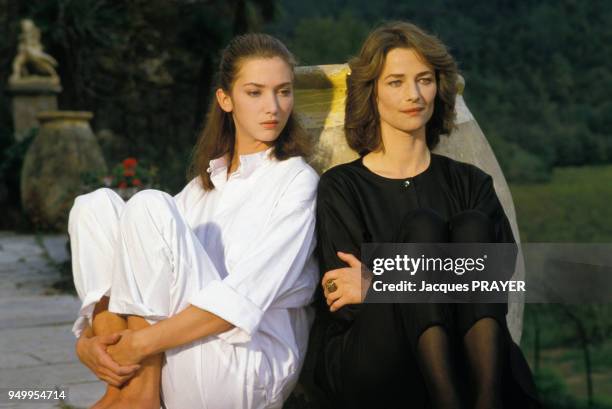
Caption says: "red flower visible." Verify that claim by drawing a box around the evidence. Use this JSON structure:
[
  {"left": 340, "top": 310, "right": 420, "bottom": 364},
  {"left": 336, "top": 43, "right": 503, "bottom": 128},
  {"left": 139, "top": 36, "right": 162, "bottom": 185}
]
[
  {"left": 132, "top": 178, "right": 142, "bottom": 187},
  {"left": 123, "top": 158, "right": 138, "bottom": 168},
  {"left": 118, "top": 181, "right": 128, "bottom": 189},
  {"left": 124, "top": 169, "right": 135, "bottom": 177}
]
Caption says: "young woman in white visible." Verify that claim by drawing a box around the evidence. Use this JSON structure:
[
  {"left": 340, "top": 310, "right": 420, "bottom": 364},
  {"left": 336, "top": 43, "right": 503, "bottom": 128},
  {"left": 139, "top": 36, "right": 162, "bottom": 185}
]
[{"left": 69, "top": 33, "right": 319, "bottom": 409}]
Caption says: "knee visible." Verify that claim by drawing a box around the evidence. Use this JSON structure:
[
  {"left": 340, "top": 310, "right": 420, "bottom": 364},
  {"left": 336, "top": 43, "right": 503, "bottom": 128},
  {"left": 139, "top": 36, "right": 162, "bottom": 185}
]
[
  {"left": 449, "top": 210, "right": 494, "bottom": 242},
  {"left": 456, "top": 304, "right": 508, "bottom": 337},
  {"left": 395, "top": 303, "right": 453, "bottom": 346},
  {"left": 68, "top": 188, "right": 120, "bottom": 234},
  {"left": 125, "top": 189, "right": 174, "bottom": 212},
  {"left": 394, "top": 208, "right": 448, "bottom": 242},
  {"left": 120, "top": 189, "right": 175, "bottom": 228}
]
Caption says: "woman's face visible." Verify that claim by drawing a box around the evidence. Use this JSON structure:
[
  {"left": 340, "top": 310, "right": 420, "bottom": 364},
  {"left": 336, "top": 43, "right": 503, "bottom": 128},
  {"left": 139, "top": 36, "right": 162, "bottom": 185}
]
[
  {"left": 376, "top": 47, "right": 437, "bottom": 139},
  {"left": 217, "top": 56, "right": 294, "bottom": 147}
]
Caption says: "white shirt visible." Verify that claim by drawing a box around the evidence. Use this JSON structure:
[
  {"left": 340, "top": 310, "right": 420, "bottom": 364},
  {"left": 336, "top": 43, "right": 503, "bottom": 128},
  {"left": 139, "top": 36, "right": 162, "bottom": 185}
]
[{"left": 173, "top": 148, "right": 319, "bottom": 403}]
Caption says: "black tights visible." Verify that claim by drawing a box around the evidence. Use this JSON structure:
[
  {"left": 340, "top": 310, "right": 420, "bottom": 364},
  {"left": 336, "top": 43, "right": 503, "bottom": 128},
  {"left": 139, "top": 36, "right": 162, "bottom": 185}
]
[{"left": 336, "top": 209, "right": 507, "bottom": 409}]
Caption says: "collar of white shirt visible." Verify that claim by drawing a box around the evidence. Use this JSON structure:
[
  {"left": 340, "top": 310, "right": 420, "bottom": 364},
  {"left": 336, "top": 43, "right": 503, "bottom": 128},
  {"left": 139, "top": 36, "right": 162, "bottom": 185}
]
[{"left": 207, "top": 147, "right": 274, "bottom": 187}]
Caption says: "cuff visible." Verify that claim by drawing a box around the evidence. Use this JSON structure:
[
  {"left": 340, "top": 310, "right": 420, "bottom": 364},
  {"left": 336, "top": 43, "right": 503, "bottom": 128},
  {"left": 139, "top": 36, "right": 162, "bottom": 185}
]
[
  {"left": 71, "top": 287, "right": 109, "bottom": 338},
  {"left": 189, "top": 280, "right": 263, "bottom": 345},
  {"left": 107, "top": 297, "right": 167, "bottom": 326}
]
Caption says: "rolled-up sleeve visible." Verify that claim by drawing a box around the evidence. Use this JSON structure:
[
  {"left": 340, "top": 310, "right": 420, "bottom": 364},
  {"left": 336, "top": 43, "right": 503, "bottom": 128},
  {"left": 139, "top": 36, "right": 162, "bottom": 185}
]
[{"left": 188, "top": 168, "right": 318, "bottom": 344}]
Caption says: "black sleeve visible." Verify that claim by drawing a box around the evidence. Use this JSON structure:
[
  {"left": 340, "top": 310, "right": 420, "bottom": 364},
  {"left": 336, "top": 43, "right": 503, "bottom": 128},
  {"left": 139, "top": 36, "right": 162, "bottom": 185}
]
[
  {"left": 315, "top": 171, "right": 364, "bottom": 322},
  {"left": 471, "top": 171, "right": 518, "bottom": 283},
  {"left": 471, "top": 173, "right": 516, "bottom": 243}
]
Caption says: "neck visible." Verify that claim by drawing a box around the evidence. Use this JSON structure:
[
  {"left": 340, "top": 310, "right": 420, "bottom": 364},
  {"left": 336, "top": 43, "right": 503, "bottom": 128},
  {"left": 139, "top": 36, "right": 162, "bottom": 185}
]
[
  {"left": 363, "top": 123, "right": 430, "bottom": 179},
  {"left": 228, "top": 133, "right": 272, "bottom": 174}
]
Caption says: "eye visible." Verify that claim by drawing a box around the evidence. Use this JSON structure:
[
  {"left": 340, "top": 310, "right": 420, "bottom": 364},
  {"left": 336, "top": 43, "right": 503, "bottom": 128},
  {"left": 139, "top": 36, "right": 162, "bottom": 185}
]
[
  {"left": 388, "top": 80, "right": 402, "bottom": 87},
  {"left": 279, "top": 88, "right": 292, "bottom": 96},
  {"left": 419, "top": 77, "right": 434, "bottom": 85},
  {"left": 246, "top": 90, "right": 261, "bottom": 97}
]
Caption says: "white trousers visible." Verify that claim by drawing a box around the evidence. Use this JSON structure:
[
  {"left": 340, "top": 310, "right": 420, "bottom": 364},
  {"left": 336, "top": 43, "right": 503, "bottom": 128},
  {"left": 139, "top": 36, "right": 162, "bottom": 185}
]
[{"left": 69, "top": 188, "right": 275, "bottom": 409}]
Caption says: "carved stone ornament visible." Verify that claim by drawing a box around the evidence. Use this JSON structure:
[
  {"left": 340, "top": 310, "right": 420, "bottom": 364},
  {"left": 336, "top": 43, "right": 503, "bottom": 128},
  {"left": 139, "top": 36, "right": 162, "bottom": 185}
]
[{"left": 9, "top": 19, "right": 60, "bottom": 86}]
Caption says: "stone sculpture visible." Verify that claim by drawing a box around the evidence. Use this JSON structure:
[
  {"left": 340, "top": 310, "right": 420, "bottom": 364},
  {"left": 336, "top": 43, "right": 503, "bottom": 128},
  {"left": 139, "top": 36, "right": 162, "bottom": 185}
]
[{"left": 9, "top": 19, "right": 60, "bottom": 85}]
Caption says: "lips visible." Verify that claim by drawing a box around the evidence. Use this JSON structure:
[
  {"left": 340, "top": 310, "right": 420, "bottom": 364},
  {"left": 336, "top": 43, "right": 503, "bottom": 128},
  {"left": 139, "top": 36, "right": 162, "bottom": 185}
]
[
  {"left": 260, "top": 120, "right": 279, "bottom": 129},
  {"left": 400, "top": 107, "right": 424, "bottom": 114}
]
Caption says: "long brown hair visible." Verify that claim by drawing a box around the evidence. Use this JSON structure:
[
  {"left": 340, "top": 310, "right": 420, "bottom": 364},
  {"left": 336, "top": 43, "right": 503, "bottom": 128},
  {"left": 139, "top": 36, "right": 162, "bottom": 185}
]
[
  {"left": 189, "top": 33, "right": 311, "bottom": 190},
  {"left": 345, "top": 21, "right": 459, "bottom": 154}
]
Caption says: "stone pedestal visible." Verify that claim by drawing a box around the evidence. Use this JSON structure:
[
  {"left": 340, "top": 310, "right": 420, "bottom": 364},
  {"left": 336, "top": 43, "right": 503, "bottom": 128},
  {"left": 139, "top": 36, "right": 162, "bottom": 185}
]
[
  {"left": 7, "top": 78, "right": 62, "bottom": 142},
  {"left": 21, "top": 111, "right": 106, "bottom": 231}
]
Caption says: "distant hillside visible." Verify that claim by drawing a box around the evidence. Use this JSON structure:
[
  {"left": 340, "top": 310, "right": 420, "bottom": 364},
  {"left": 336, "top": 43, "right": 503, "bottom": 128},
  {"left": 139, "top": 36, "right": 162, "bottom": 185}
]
[{"left": 267, "top": 0, "right": 612, "bottom": 182}]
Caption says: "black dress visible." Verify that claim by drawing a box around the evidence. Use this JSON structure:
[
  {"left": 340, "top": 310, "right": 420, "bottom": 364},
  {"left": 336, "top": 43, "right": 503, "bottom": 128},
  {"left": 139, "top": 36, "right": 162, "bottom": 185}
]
[{"left": 310, "top": 153, "right": 540, "bottom": 408}]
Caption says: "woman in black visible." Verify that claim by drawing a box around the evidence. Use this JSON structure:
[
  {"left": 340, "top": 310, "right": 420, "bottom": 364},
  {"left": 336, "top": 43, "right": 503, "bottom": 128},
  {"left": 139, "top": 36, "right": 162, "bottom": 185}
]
[{"left": 312, "top": 22, "right": 540, "bottom": 409}]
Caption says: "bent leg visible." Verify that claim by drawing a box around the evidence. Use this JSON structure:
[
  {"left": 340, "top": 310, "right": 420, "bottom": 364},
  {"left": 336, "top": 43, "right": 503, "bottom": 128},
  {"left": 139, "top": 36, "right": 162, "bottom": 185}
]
[
  {"left": 331, "top": 209, "right": 463, "bottom": 408},
  {"left": 108, "top": 189, "right": 223, "bottom": 321},
  {"left": 69, "top": 188, "right": 129, "bottom": 409},
  {"left": 395, "top": 208, "right": 462, "bottom": 409},
  {"left": 107, "top": 189, "right": 227, "bottom": 409},
  {"left": 108, "top": 316, "right": 163, "bottom": 409},
  {"left": 450, "top": 210, "right": 505, "bottom": 409},
  {"left": 69, "top": 188, "right": 126, "bottom": 338},
  {"left": 449, "top": 209, "right": 507, "bottom": 334}
]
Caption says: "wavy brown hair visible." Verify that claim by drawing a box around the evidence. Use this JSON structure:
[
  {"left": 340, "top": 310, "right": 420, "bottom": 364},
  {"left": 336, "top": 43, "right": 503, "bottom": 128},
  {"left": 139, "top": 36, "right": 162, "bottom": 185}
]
[
  {"left": 189, "top": 33, "right": 311, "bottom": 190},
  {"left": 345, "top": 21, "right": 459, "bottom": 154}
]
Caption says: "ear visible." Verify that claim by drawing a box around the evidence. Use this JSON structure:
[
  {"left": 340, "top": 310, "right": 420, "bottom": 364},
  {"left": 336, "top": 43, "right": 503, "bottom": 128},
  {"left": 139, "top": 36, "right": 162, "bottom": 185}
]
[{"left": 216, "top": 88, "right": 233, "bottom": 113}]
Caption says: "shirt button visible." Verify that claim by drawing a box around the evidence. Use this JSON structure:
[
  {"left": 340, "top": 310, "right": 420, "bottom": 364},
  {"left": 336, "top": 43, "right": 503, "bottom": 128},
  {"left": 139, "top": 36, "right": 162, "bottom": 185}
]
[{"left": 403, "top": 180, "right": 411, "bottom": 188}]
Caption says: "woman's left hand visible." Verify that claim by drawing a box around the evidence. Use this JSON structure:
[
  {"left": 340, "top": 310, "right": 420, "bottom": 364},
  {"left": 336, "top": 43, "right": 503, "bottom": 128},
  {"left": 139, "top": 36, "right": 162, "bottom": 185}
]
[
  {"left": 107, "top": 329, "right": 146, "bottom": 366},
  {"left": 321, "top": 251, "right": 369, "bottom": 312}
]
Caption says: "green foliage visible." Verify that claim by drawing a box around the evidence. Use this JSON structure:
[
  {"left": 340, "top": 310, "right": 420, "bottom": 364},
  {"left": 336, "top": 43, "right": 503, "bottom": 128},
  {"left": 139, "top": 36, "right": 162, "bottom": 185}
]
[
  {"left": 523, "top": 305, "right": 575, "bottom": 349},
  {"left": 488, "top": 132, "right": 552, "bottom": 182},
  {"left": 0, "top": 128, "right": 35, "bottom": 173},
  {"left": 0, "top": 128, "right": 37, "bottom": 203},
  {"left": 510, "top": 165, "right": 612, "bottom": 242},
  {"left": 535, "top": 367, "right": 612, "bottom": 409},
  {"left": 1, "top": 1, "right": 279, "bottom": 195},
  {"left": 81, "top": 157, "right": 158, "bottom": 190},
  {"left": 516, "top": 166, "right": 612, "bottom": 405},
  {"left": 288, "top": 11, "right": 369, "bottom": 65},
  {"left": 535, "top": 367, "right": 580, "bottom": 409},
  {"left": 523, "top": 303, "right": 612, "bottom": 408},
  {"left": 2, "top": 1, "right": 610, "bottom": 189},
  {"left": 528, "top": 354, "right": 612, "bottom": 409},
  {"left": 269, "top": 0, "right": 612, "bottom": 182}
]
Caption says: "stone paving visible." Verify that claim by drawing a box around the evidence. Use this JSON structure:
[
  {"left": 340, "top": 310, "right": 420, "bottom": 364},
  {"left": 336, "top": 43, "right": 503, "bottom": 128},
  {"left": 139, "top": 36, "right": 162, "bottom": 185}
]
[
  {"left": 0, "top": 232, "right": 313, "bottom": 409},
  {"left": 0, "top": 232, "right": 105, "bottom": 409}
]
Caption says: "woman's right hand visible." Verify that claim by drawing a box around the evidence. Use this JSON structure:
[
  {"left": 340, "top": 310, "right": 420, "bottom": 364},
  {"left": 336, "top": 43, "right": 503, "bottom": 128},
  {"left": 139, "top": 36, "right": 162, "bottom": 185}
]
[
  {"left": 75, "top": 333, "right": 141, "bottom": 387},
  {"left": 322, "top": 251, "right": 371, "bottom": 312}
]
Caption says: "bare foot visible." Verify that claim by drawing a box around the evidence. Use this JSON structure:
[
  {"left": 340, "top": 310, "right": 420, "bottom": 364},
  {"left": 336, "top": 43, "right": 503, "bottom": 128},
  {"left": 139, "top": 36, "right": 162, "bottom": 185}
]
[{"left": 90, "top": 386, "right": 121, "bottom": 409}]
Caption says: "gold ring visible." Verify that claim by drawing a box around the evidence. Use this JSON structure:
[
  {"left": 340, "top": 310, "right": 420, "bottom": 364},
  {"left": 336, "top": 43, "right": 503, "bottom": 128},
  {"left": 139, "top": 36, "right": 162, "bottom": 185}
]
[{"left": 325, "top": 279, "right": 337, "bottom": 293}]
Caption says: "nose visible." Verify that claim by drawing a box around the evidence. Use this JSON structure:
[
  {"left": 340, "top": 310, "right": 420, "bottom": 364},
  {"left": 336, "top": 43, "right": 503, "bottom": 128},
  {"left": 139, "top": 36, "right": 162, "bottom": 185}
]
[
  {"left": 265, "top": 92, "right": 279, "bottom": 115},
  {"left": 405, "top": 81, "right": 421, "bottom": 103}
]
